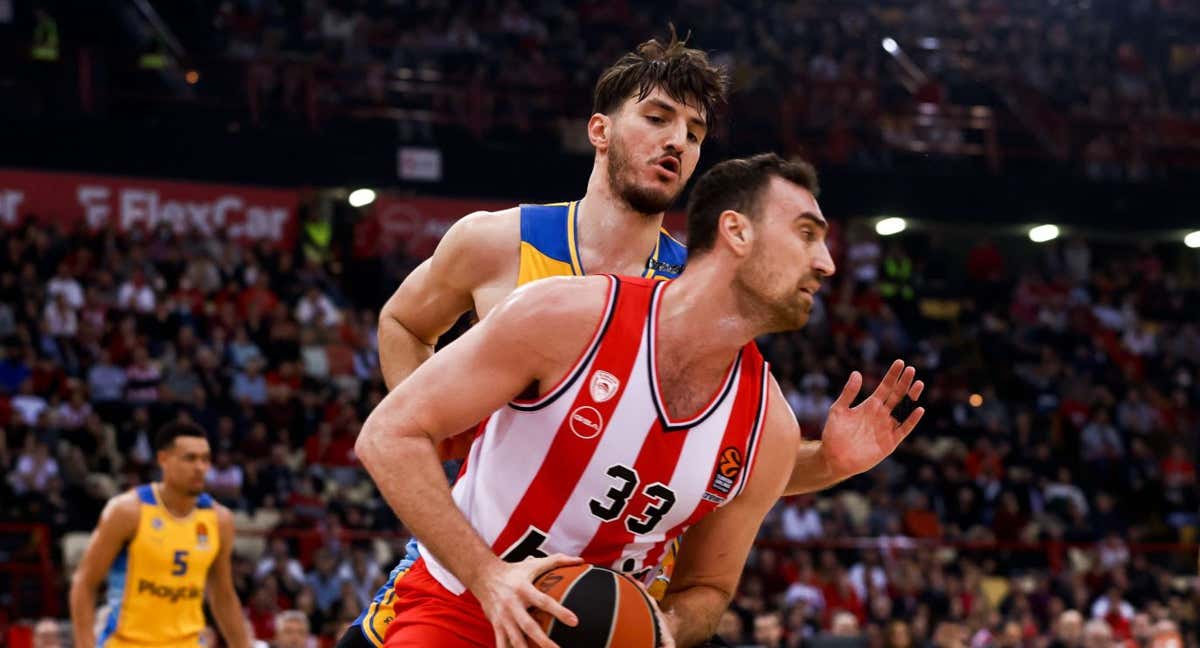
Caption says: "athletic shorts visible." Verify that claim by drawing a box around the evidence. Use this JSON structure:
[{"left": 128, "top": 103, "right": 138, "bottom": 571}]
[{"left": 382, "top": 558, "right": 494, "bottom": 648}]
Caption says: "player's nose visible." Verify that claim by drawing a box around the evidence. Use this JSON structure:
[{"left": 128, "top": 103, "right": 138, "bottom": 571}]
[
  {"left": 663, "top": 119, "right": 688, "bottom": 150},
  {"left": 813, "top": 242, "right": 835, "bottom": 278}
]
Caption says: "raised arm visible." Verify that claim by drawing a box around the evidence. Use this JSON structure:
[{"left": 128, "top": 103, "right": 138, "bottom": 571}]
[
  {"left": 377, "top": 209, "right": 518, "bottom": 389},
  {"left": 357, "top": 276, "right": 611, "bottom": 648},
  {"left": 69, "top": 494, "right": 139, "bottom": 648},
  {"left": 783, "top": 359, "right": 926, "bottom": 495},
  {"left": 660, "top": 377, "right": 800, "bottom": 648},
  {"left": 206, "top": 506, "right": 250, "bottom": 648}
]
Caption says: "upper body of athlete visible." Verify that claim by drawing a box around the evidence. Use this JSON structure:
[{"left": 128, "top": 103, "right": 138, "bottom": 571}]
[
  {"left": 355, "top": 154, "right": 926, "bottom": 648},
  {"left": 374, "top": 33, "right": 919, "bottom": 503},
  {"left": 69, "top": 422, "right": 250, "bottom": 648}
]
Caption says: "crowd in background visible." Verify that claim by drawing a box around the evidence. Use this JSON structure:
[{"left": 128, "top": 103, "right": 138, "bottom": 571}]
[
  {"left": 187, "top": 0, "right": 1200, "bottom": 177},
  {"left": 0, "top": 203, "right": 1197, "bottom": 647}
]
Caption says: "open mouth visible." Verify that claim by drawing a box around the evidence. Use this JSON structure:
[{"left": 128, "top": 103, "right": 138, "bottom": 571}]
[{"left": 655, "top": 156, "right": 680, "bottom": 178}]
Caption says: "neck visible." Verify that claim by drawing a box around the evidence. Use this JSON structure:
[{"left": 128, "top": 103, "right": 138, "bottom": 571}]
[
  {"left": 577, "top": 162, "right": 666, "bottom": 273},
  {"left": 655, "top": 259, "right": 761, "bottom": 368},
  {"left": 157, "top": 482, "right": 198, "bottom": 517}
]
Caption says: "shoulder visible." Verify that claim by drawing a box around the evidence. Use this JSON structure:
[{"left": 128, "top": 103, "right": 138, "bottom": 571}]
[
  {"left": 212, "top": 502, "right": 235, "bottom": 532},
  {"left": 439, "top": 207, "right": 521, "bottom": 257},
  {"left": 429, "top": 207, "right": 521, "bottom": 284},
  {"left": 485, "top": 275, "right": 616, "bottom": 354},
  {"left": 98, "top": 490, "right": 143, "bottom": 533}
]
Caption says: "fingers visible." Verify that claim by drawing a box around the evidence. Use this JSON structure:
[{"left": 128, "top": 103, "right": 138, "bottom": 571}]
[
  {"left": 868, "top": 359, "right": 905, "bottom": 405},
  {"left": 526, "top": 588, "right": 578, "bottom": 628},
  {"left": 830, "top": 371, "right": 863, "bottom": 410},
  {"left": 908, "top": 379, "right": 924, "bottom": 402},
  {"left": 501, "top": 620, "right": 527, "bottom": 648},
  {"left": 884, "top": 365, "right": 917, "bottom": 410},
  {"left": 895, "top": 406, "right": 926, "bottom": 440},
  {"left": 513, "top": 605, "right": 557, "bottom": 648}
]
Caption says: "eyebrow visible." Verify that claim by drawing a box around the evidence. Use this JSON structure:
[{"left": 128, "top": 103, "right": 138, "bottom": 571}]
[
  {"left": 796, "top": 212, "right": 828, "bottom": 230},
  {"left": 646, "top": 98, "right": 707, "bottom": 131}
]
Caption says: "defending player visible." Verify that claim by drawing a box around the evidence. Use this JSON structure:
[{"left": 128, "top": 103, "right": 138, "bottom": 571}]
[
  {"left": 69, "top": 422, "right": 250, "bottom": 648},
  {"left": 355, "top": 153, "right": 926, "bottom": 648}
]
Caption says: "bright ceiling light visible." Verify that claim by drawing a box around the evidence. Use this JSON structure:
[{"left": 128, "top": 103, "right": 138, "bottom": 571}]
[
  {"left": 348, "top": 189, "right": 377, "bottom": 208},
  {"left": 1028, "top": 224, "right": 1060, "bottom": 243},
  {"left": 882, "top": 38, "right": 899, "bottom": 54},
  {"left": 1185, "top": 230, "right": 1200, "bottom": 249},
  {"left": 875, "top": 217, "right": 907, "bottom": 236}
]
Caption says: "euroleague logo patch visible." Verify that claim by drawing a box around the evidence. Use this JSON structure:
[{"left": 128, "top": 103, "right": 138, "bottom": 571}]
[
  {"left": 719, "top": 447, "right": 743, "bottom": 478},
  {"left": 710, "top": 446, "right": 743, "bottom": 495},
  {"left": 569, "top": 406, "right": 604, "bottom": 439},
  {"left": 589, "top": 370, "right": 620, "bottom": 403}
]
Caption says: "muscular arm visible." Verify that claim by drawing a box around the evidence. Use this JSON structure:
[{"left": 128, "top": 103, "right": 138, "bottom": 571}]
[
  {"left": 206, "top": 506, "right": 250, "bottom": 648},
  {"left": 358, "top": 276, "right": 607, "bottom": 591},
  {"left": 661, "top": 378, "right": 800, "bottom": 647},
  {"left": 377, "top": 209, "right": 518, "bottom": 389},
  {"left": 69, "top": 494, "right": 140, "bottom": 648}
]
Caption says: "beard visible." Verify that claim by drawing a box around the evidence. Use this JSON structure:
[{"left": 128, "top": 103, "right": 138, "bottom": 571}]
[
  {"left": 734, "top": 256, "right": 813, "bottom": 334},
  {"left": 606, "top": 134, "right": 680, "bottom": 215}
]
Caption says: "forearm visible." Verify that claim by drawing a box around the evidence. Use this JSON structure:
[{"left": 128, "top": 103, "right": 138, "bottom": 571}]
[
  {"left": 69, "top": 581, "right": 97, "bottom": 648},
  {"left": 661, "top": 585, "right": 733, "bottom": 647},
  {"left": 783, "top": 440, "right": 844, "bottom": 496},
  {"left": 209, "top": 589, "right": 250, "bottom": 648},
  {"left": 378, "top": 315, "right": 435, "bottom": 390},
  {"left": 357, "top": 428, "right": 499, "bottom": 590}
]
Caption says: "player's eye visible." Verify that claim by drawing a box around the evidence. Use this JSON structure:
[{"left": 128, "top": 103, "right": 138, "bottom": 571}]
[
  {"left": 646, "top": 115, "right": 664, "bottom": 124},
  {"left": 687, "top": 131, "right": 699, "bottom": 143}
]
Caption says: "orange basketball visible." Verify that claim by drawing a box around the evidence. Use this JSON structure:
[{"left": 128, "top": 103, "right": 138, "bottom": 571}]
[{"left": 530, "top": 564, "right": 662, "bottom": 647}]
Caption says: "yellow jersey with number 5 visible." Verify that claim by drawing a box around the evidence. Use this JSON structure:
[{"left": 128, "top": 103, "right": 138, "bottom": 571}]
[{"left": 99, "top": 484, "right": 221, "bottom": 648}]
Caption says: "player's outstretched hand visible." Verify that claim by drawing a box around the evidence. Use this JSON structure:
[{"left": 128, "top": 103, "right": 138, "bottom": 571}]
[
  {"left": 473, "top": 553, "right": 583, "bottom": 648},
  {"left": 820, "top": 358, "right": 926, "bottom": 479}
]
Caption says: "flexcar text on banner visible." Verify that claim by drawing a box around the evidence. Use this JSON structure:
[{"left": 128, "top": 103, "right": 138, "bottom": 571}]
[{"left": 0, "top": 169, "right": 298, "bottom": 246}]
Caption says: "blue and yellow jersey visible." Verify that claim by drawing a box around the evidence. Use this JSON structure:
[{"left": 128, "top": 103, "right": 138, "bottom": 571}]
[
  {"left": 354, "top": 201, "right": 689, "bottom": 646},
  {"left": 517, "top": 201, "right": 687, "bottom": 286},
  {"left": 99, "top": 484, "right": 220, "bottom": 648}
]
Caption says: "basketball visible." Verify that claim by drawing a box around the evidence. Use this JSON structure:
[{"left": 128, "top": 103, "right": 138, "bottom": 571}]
[{"left": 530, "top": 564, "right": 662, "bottom": 648}]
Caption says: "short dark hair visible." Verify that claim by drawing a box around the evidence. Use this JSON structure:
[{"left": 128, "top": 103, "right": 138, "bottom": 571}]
[
  {"left": 593, "top": 27, "right": 728, "bottom": 129},
  {"left": 685, "top": 153, "right": 821, "bottom": 255},
  {"left": 155, "top": 421, "right": 208, "bottom": 451}
]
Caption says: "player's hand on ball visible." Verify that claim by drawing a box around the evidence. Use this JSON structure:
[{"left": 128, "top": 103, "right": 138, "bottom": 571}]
[
  {"left": 473, "top": 553, "right": 583, "bottom": 648},
  {"left": 820, "top": 359, "right": 926, "bottom": 479}
]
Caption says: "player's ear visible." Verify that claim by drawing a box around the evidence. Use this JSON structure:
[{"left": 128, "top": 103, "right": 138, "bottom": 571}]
[
  {"left": 588, "top": 113, "right": 611, "bottom": 152},
  {"left": 717, "top": 210, "right": 754, "bottom": 256}
]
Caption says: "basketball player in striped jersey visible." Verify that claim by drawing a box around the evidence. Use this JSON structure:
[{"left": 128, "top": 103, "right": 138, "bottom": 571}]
[
  {"left": 356, "top": 153, "right": 927, "bottom": 648},
  {"left": 349, "top": 31, "right": 925, "bottom": 648},
  {"left": 69, "top": 422, "right": 250, "bottom": 648}
]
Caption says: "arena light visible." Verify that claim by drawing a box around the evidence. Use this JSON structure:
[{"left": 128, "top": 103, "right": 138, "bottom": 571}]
[
  {"left": 1028, "top": 224, "right": 1060, "bottom": 243},
  {"left": 1185, "top": 230, "right": 1200, "bottom": 249},
  {"left": 185, "top": 70, "right": 200, "bottom": 85},
  {"left": 348, "top": 188, "right": 376, "bottom": 208},
  {"left": 969, "top": 393, "right": 983, "bottom": 408},
  {"left": 875, "top": 217, "right": 907, "bottom": 236},
  {"left": 882, "top": 38, "right": 899, "bottom": 54}
]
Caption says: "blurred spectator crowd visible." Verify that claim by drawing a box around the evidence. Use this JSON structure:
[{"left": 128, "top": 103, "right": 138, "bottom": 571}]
[
  {"left": 0, "top": 210, "right": 1197, "bottom": 647},
  {"left": 176, "top": 0, "right": 1200, "bottom": 177}
]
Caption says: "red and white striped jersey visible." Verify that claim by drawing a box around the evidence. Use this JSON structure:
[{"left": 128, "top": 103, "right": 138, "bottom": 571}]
[{"left": 421, "top": 276, "right": 771, "bottom": 594}]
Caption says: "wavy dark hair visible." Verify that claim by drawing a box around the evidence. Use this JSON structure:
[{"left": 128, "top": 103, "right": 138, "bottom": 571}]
[{"left": 592, "top": 26, "right": 728, "bottom": 128}]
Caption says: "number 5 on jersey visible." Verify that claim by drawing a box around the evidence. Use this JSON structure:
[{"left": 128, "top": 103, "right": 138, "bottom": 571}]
[{"left": 172, "top": 550, "right": 189, "bottom": 576}]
